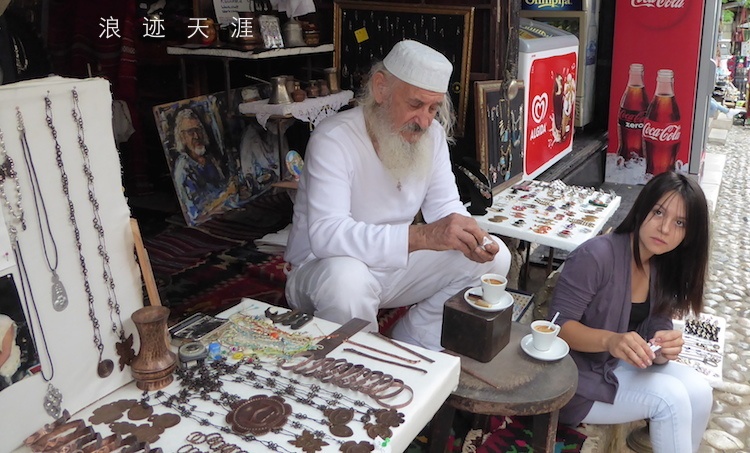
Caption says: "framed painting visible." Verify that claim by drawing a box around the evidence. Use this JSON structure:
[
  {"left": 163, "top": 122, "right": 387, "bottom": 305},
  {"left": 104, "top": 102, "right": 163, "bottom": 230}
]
[
  {"left": 153, "top": 95, "right": 242, "bottom": 226},
  {"left": 0, "top": 274, "right": 40, "bottom": 393},
  {"left": 333, "top": 1, "right": 474, "bottom": 137},
  {"left": 475, "top": 80, "right": 525, "bottom": 194}
]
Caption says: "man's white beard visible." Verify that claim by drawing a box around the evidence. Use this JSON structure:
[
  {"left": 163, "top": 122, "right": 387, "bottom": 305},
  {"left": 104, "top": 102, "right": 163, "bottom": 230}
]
[
  {"left": 367, "top": 104, "right": 432, "bottom": 184},
  {"left": 191, "top": 144, "right": 207, "bottom": 157}
]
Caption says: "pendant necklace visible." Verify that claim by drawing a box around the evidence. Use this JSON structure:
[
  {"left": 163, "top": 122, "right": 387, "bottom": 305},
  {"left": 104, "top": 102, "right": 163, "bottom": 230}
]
[
  {"left": 16, "top": 108, "right": 69, "bottom": 311},
  {"left": 71, "top": 88, "right": 134, "bottom": 370},
  {"left": 0, "top": 127, "right": 63, "bottom": 418},
  {"left": 43, "top": 95, "right": 114, "bottom": 378}
]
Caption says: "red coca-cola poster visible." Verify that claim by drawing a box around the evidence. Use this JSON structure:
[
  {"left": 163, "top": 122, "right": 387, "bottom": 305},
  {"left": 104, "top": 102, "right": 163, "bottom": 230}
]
[
  {"left": 524, "top": 52, "right": 577, "bottom": 178},
  {"left": 606, "top": 0, "right": 705, "bottom": 185}
]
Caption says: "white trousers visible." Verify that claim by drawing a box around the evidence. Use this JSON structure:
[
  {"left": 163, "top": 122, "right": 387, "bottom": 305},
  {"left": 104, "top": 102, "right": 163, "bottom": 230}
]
[
  {"left": 581, "top": 360, "right": 713, "bottom": 453},
  {"left": 285, "top": 237, "right": 511, "bottom": 350}
]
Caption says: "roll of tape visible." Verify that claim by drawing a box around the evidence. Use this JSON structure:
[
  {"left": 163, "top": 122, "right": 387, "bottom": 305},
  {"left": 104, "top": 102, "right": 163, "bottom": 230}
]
[{"left": 179, "top": 341, "right": 208, "bottom": 363}]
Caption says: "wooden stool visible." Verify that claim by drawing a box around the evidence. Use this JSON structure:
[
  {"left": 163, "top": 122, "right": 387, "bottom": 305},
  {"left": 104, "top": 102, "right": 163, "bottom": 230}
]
[{"left": 428, "top": 323, "right": 578, "bottom": 453}]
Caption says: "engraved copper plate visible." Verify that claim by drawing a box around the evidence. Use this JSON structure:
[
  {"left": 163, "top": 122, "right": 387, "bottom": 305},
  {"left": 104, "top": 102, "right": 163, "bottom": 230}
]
[{"left": 225, "top": 395, "right": 291, "bottom": 435}]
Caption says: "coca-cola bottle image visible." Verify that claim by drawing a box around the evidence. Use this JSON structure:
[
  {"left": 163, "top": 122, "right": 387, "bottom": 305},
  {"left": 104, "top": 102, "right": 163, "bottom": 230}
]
[
  {"left": 617, "top": 63, "right": 649, "bottom": 160},
  {"left": 642, "top": 69, "right": 681, "bottom": 176}
]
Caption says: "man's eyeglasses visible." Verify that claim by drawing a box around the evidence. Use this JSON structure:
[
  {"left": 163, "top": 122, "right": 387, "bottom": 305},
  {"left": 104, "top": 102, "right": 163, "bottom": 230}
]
[{"left": 180, "top": 127, "right": 203, "bottom": 137}]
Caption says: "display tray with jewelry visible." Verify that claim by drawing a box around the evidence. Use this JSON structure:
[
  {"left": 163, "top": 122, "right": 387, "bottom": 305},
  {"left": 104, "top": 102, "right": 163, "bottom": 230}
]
[
  {"left": 473, "top": 179, "right": 622, "bottom": 251},
  {"left": 672, "top": 313, "right": 725, "bottom": 384},
  {"left": 31, "top": 299, "right": 460, "bottom": 453}
]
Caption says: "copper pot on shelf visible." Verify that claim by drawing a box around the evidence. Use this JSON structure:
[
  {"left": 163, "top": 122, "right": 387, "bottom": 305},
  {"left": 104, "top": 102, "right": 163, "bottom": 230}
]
[
  {"left": 233, "top": 12, "right": 263, "bottom": 49},
  {"left": 269, "top": 76, "right": 292, "bottom": 104}
]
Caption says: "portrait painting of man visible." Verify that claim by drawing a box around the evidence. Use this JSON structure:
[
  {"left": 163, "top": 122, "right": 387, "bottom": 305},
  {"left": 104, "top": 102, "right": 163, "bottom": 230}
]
[{"left": 153, "top": 96, "right": 241, "bottom": 226}]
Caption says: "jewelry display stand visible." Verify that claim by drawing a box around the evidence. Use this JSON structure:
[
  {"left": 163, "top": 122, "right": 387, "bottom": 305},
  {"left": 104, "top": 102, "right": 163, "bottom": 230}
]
[{"left": 0, "top": 76, "right": 145, "bottom": 450}]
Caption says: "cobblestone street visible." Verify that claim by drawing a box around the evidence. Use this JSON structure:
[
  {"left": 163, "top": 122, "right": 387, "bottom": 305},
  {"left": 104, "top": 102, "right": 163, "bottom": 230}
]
[{"left": 699, "top": 123, "right": 750, "bottom": 452}]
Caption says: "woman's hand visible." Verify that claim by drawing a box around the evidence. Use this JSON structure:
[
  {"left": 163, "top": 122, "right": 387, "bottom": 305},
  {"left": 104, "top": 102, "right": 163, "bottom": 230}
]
[
  {"left": 605, "top": 331, "right": 656, "bottom": 369},
  {"left": 649, "top": 329, "right": 683, "bottom": 364}
]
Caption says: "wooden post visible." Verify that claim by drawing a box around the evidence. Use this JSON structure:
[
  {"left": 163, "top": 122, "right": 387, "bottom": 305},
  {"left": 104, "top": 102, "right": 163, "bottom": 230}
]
[{"left": 130, "top": 218, "right": 162, "bottom": 306}]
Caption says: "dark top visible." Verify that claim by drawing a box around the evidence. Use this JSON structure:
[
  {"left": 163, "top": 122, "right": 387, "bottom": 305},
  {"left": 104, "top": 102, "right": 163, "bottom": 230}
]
[
  {"left": 549, "top": 233, "right": 673, "bottom": 426},
  {"left": 628, "top": 299, "right": 650, "bottom": 332}
]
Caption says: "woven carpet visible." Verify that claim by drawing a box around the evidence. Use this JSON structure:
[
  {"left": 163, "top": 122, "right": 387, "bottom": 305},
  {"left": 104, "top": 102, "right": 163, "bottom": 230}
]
[
  {"left": 407, "top": 414, "right": 587, "bottom": 453},
  {"left": 144, "top": 192, "right": 294, "bottom": 322},
  {"left": 144, "top": 192, "right": 411, "bottom": 329}
]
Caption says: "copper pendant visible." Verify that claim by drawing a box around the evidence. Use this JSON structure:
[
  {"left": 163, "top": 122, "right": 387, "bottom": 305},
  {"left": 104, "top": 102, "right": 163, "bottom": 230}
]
[
  {"left": 149, "top": 413, "right": 181, "bottom": 430},
  {"left": 340, "top": 440, "right": 375, "bottom": 453},
  {"left": 325, "top": 407, "right": 354, "bottom": 437},
  {"left": 117, "top": 333, "right": 136, "bottom": 370},
  {"left": 127, "top": 402, "right": 154, "bottom": 421},
  {"left": 288, "top": 429, "right": 329, "bottom": 453},
  {"left": 88, "top": 399, "right": 136, "bottom": 425},
  {"left": 97, "top": 359, "right": 114, "bottom": 378},
  {"left": 225, "top": 395, "right": 292, "bottom": 435}
]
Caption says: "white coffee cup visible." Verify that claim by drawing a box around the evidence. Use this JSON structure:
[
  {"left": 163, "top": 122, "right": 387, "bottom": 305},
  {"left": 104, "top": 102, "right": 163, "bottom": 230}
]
[
  {"left": 480, "top": 273, "right": 507, "bottom": 305},
  {"left": 530, "top": 320, "right": 560, "bottom": 351}
]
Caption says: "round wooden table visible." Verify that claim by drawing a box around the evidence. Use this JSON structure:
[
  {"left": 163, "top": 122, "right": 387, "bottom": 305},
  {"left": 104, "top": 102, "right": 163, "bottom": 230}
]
[{"left": 429, "top": 323, "right": 578, "bottom": 453}]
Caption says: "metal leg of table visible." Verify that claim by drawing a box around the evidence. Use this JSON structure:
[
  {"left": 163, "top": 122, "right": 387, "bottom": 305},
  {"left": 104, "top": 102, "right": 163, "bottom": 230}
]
[
  {"left": 427, "top": 402, "right": 456, "bottom": 453},
  {"left": 521, "top": 241, "right": 531, "bottom": 291},
  {"left": 547, "top": 247, "right": 555, "bottom": 275},
  {"left": 531, "top": 410, "right": 560, "bottom": 453}
]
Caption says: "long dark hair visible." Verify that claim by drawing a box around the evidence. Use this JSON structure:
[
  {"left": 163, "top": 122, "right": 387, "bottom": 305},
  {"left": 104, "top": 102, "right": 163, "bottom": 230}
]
[{"left": 614, "top": 171, "right": 709, "bottom": 316}]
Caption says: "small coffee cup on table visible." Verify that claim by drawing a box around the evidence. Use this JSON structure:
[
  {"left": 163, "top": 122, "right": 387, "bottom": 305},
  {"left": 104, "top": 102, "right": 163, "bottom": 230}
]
[
  {"left": 480, "top": 273, "right": 507, "bottom": 305},
  {"left": 530, "top": 320, "right": 560, "bottom": 351}
]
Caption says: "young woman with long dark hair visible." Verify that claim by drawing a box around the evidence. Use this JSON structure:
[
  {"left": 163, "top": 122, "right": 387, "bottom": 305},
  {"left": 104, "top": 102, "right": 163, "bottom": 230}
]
[{"left": 550, "top": 171, "right": 712, "bottom": 453}]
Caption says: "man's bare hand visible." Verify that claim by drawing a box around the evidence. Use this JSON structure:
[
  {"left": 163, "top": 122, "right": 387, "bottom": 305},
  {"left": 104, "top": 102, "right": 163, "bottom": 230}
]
[{"left": 409, "top": 213, "right": 498, "bottom": 263}]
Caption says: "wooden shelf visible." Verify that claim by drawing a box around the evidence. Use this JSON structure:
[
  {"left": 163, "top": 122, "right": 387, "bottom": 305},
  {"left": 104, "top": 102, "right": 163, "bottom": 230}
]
[{"left": 166, "top": 44, "right": 334, "bottom": 60}]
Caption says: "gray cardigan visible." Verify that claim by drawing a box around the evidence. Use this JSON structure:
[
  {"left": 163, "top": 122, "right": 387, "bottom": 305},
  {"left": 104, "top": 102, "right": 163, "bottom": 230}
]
[{"left": 549, "top": 233, "right": 673, "bottom": 426}]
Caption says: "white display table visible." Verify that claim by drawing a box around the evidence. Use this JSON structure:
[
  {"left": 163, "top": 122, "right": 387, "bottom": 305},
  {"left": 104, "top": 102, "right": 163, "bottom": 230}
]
[
  {"left": 475, "top": 180, "right": 621, "bottom": 252},
  {"left": 17, "top": 300, "right": 459, "bottom": 453}
]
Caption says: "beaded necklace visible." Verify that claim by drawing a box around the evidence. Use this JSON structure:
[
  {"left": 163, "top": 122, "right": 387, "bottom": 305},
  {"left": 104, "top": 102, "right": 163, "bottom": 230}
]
[
  {"left": 71, "top": 88, "right": 135, "bottom": 370},
  {"left": 148, "top": 357, "right": 402, "bottom": 452},
  {"left": 43, "top": 94, "right": 113, "bottom": 378},
  {"left": 0, "top": 128, "right": 62, "bottom": 416},
  {"left": 205, "top": 313, "right": 322, "bottom": 360},
  {"left": 16, "top": 107, "right": 69, "bottom": 312}
]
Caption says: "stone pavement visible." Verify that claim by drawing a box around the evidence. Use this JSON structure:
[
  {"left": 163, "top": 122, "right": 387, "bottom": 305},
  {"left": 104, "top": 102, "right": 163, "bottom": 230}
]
[{"left": 699, "top": 122, "right": 750, "bottom": 452}]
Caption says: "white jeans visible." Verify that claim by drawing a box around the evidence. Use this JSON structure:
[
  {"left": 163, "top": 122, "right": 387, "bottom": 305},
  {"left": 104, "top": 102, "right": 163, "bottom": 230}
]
[
  {"left": 581, "top": 360, "right": 713, "bottom": 453},
  {"left": 285, "top": 237, "right": 511, "bottom": 350}
]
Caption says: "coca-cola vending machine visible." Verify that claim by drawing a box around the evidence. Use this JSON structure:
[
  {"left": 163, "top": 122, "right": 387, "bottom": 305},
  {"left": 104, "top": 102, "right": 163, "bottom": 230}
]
[{"left": 605, "top": 0, "right": 722, "bottom": 185}]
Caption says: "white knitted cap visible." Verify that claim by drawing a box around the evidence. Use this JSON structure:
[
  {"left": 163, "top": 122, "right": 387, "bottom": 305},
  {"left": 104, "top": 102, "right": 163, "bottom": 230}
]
[{"left": 382, "top": 40, "right": 453, "bottom": 93}]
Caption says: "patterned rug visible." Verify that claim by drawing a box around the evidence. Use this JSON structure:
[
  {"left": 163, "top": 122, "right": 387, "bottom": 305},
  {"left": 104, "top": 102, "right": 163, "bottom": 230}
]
[
  {"left": 407, "top": 414, "right": 587, "bottom": 453},
  {"left": 144, "top": 192, "right": 294, "bottom": 322},
  {"left": 144, "top": 191, "right": 410, "bottom": 330}
]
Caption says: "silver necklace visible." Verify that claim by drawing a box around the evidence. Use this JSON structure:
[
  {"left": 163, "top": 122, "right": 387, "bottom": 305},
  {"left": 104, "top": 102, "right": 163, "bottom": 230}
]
[
  {"left": 0, "top": 126, "right": 63, "bottom": 418},
  {"left": 43, "top": 94, "right": 114, "bottom": 378},
  {"left": 71, "top": 88, "right": 134, "bottom": 370},
  {"left": 15, "top": 108, "right": 69, "bottom": 312},
  {"left": 0, "top": 128, "right": 25, "bottom": 230}
]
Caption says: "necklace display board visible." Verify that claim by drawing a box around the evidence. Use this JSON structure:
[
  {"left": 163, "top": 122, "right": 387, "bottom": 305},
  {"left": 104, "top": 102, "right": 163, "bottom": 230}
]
[{"left": 0, "top": 76, "right": 144, "bottom": 451}]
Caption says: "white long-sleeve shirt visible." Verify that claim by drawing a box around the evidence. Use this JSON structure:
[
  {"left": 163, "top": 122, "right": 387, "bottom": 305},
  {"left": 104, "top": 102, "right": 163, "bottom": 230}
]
[{"left": 285, "top": 106, "right": 468, "bottom": 270}]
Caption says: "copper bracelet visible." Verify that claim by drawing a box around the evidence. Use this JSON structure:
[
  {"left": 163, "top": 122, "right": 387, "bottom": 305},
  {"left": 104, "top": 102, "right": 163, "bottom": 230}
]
[
  {"left": 29, "top": 419, "right": 88, "bottom": 452},
  {"left": 24, "top": 409, "right": 72, "bottom": 446}
]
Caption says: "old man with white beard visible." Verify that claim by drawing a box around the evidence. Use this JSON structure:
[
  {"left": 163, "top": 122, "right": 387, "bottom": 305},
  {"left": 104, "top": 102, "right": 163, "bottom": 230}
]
[{"left": 284, "top": 40, "right": 511, "bottom": 351}]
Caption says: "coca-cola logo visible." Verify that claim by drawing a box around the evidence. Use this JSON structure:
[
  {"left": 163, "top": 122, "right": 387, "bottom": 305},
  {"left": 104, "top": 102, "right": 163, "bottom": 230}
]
[
  {"left": 618, "top": 110, "right": 646, "bottom": 124},
  {"left": 631, "top": 0, "right": 684, "bottom": 8},
  {"left": 643, "top": 122, "right": 681, "bottom": 142},
  {"left": 627, "top": 0, "right": 691, "bottom": 30},
  {"left": 531, "top": 93, "right": 548, "bottom": 125}
]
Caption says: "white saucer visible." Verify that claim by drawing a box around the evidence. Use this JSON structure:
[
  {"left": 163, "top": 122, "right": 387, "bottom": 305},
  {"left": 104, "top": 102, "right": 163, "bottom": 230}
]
[
  {"left": 463, "top": 287, "right": 514, "bottom": 312},
  {"left": 520, "top": 334, "right": 570, "bottom": 361}
]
